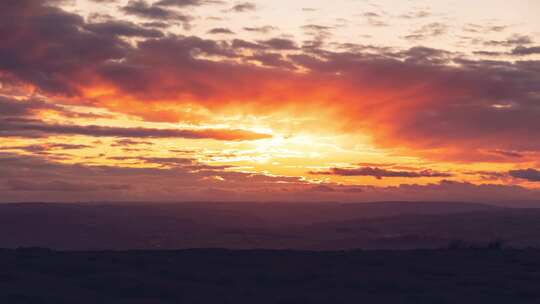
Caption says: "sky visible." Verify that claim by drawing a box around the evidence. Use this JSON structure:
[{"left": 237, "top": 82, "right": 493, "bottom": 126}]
[{"left": 0, "top": 0, "right": 539, "bottom": 203}]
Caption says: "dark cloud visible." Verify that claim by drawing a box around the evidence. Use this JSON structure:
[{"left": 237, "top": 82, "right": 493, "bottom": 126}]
[
  {"left": 0, "top": 119, "right": 271, "bottom": 141},
  {"left": 106, "top": 156, "right": 236, "bottom": 172},
  {"left": 463, "top": 24, "right": 507, "bottom": 34},
  {"left": 465, "top": 170, "right": 509, "bottom": 181},
  {"left": 122, "top": 0, "right": 192, "bottom": 28},
  {"left": 142, "top": 21, "right": 170, "bottom": 28},
  {"left": 489, "top": 150, "right": 524, "bottom": 158},
  {"left": 48, "top": 143, "right": 91, "bottom": 150},
  {"left": 207, "top": 27, "right": 235, "bottom": 35},
  {"left": 85, "top": 20, "right": 164, "bottom": 38},
  {"left": 1, "top": 0, "right": 539, "bottom": 163},
  {"left": 398, "top": 47, "right": 452, "bottom": 64},
  {"left": 467, "top": 34, "right": 536, "bottom": 57},
  {"left": 108, "top": 156, "right": 195, "bottom": 167},
  {"left": 5, "top": 179, "right": 130, "bottom": 192},
  {"left": 231, "top": 2, "right": 256, "bottom": 12},
  {"left": 0, "top": 97, "right": 107, "bottom": 120},
  {"left": 0, "top": 97, "right": 54, "bottom": 117},
  {"left": 362, "top": 12, "right": 380, "bottom": 18},
  {"left": 361, "top": 12, "right": 388, "bottom": 27},
  {"left": 404, "top": 22, "right": 448, "bottom": 41},
  {"left": 0, "top": 144, "right": 91, "bottom": 153},
  {"left": 0, "top": 152, "right": 310, "bottom": 201},
  {"left": 155, "top": 0, "right": 223, "bottom": 7},
  {"left": 258, "top": 38, "right": 298, "bottom": 50},
  {"left": 0, "top": 151, "right": 538, "bottom": 202},
  {"left": 243, "top": 26, "right": 276, "bottom": 34},
  {"left": 509, "top": 169, "right": 540, "bottom": 182},
  {"left": 302, "top": 24, "right": 333, "bottom": 31},
  {"left": 302, "top": 24, "right": 333, "bottom": 42},
  {"left": 484, "top": 34, "right": 533, "bottom": 47},
  {"left": 231, "top": 39, "right": 265, "bottom": 50},
  {"left": 0, "top": 94, "right": 269, "bottom": 142},
  {"left": 512, "top": 46, "right": 540, "bottom": 56},
  {"left": 399, "top": 10, "right": 431, "bottom": 19},
  {"left": 287, "top": 49, "right": 540, "bottom": 157},
  {"left": 473, "top": 51, "right": 506, "bottom": 57},
  {"left": 122, "top": 0, "right": 175, "bottom": 19},
  {"left": 310, "top": 185, "right": 336, "bottom": 192},
  {"left": 111, "top": 139, "right": 154, "bottom": 147},
  {"left": 311, "top": 167, "right": 452, "bottom": 179},
  {"left": 0, "top": 0, "right": 130, "bottom": 95}
]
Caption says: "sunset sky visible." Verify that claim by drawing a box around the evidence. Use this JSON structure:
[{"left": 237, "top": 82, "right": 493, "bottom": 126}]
[{"left": 1, "top": 0, "right": 539, "bottom": 202}]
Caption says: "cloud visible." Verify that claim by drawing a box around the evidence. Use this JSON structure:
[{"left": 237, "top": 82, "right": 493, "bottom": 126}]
[
  {"left": 231, "top": 2, "right": 256, "bottom": 12},
  {"left": 0, "top": 152, "right": 312, "bottom": 202},
  {"left": 509, "top": 169, "right": 540, "bottom": 182},
  {"left": 0, "top": 0, "right": 130, "bottom": 95},
  {"left": 122, "top": 0, "right": 176, "bottom": 19},
  {"left": 302, "top": 24, "right": 334, "bottom": 42},
  {"left": 243, "top": 26, "right": 276, "bottom": 34},
  {"left": 404, "top": 22, "right": 448, "bottom": 41},
  {"left": 258, "top": 38, "right": 298, "bottom": 50},
  {"left": 1, "top": 0, "right": 539, "bottom": 163},
  {"left": 362, "top": 12, "right": 389, "bottom": 27},
  {"left": 489, "top": 149, "right": 523, "bottom": 158},
  {"left": 0, "top": 151, "right": 538, "bottom": 203},
  {"left": 109, "top": 156, "right": 195, "bottom": 166},
  {"left": 248, "top": 53, "right": 296, "bottom": 69},
  {"left": 288, "top": 52, "right": 540, "bottom": 158},
  {"left": 309, "top": 185, "right": 336, "bottom": 192},
  {"left": 155, "top": 0, "right": 222, "bottom": 7},
  {"left": 107, "top": 156, "right": 236, "bottom": 171},
  {"left": 463, "top": 23, "right": 507, "bottom": 34},
  {"left": 231, "top": 39, "right": 265, "bottom": 49},
  {"left": 302, "top": 24, "right": 333, "bottom": 32},
  {"left": 1, "top": 0, "right": 540, "bottom": 203},
  {"left": 0, "top": 96, "right": 269, "bottom": 141},
  {"left": 207, "top": 27, "right": 235, "bottom": 35},
  {"left": 85, "top": 20, "right": 164, "bottom": 38},
  {"left": 311, "top": 167, "right": 452, "bottom": 179},
  {"left": 5, "top": 179, "right": 130, "bottom": 192},
  {"left": 0, "top": 143, "right": 91, "bottom": 153},
  {"left": 484, "top": 34, "right": 533, "bottom": 47},
  {"left": 0, "top": 97, "right": 55, "bottom": 117},
  {"left": 111, "top": 139, "right": 154, "bottom": 147},
  {"left": 121, "top": 0, "right": 192, "bottom": 28},
  {"left": 0, "top": 119, "right": 271, "bottom": 141},
  {"left": 0, "top": 97, "right": 108, "bottom": 120},
  {"left": 399, "top": 10, "right": 431, "bottom": 19},
  {"left": 512, "top": 46, "right": 540, "bottom": 56}
]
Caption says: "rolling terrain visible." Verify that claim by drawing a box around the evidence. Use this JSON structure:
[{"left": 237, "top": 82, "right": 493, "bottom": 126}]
[
  {"left": 1, "top": 202, "right": 540, "bottom": 250},
  {"left": 2, "top": 247, "right": 540, "bottom": 304}
]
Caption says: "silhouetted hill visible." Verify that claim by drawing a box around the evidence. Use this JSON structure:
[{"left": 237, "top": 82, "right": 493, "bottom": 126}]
[
  {"left": 297, "top": 208, "right": 540, "bottom": 250},
  {"left": 1, "top": 202, "right": 540, "bottom": 250},
  {"left": 1, "top": 248, "right": 540, "bottom": 304}
]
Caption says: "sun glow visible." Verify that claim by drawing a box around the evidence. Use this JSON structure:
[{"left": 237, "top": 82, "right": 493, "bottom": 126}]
[{"left": 1, "top": 0, "right": 539, "bottom": 204}]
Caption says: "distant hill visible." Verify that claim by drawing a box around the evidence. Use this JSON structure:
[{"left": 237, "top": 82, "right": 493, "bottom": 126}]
[{"left": 1, "top": 201, "right": 539, "bottom": 250}]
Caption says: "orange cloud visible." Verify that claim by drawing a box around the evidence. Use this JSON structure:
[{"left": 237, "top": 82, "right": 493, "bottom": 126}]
[{"left": 2, "top": 0, "right": 540, "bottom": 165}]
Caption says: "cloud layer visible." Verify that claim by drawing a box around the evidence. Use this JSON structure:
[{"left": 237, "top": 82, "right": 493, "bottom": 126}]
[{"left": 0, "top": 0, "right": 539, "bottom": 202}]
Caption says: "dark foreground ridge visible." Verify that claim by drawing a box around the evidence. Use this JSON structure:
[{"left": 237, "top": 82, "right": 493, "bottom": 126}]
[{"left": 2, "top": 247, "right": 540, "bottom": 304}]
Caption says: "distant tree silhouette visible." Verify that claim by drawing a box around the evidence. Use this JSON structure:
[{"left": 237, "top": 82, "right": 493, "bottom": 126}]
[{"left": 487, "top": 238, "right": 506, "bottom": 250}]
